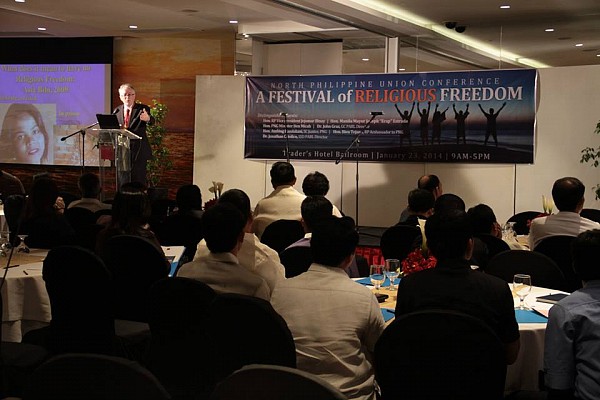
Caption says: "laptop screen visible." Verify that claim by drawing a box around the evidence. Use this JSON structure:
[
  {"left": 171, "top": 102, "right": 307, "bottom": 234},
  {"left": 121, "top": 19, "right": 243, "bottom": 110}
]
[{"left": 96, "top": 114, "right": 121, "bottom": 129}]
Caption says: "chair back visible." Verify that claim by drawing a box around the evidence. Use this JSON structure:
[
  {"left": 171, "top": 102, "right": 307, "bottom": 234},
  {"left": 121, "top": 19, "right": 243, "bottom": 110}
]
[
  {"left": 146, "top": 277, "right": 217, "bottom": 399},
  {"left": 260, "top": 219, "right": 304, "bottom": 254},
  {"left": 4, "top": 194, "right": 25, "bottom": 245},
  {"left": 205, "top": 293, "right": 296, "bottom": 381},
  {"left": 280, "top": 246, "right": 312, "bottom": 278},
  {"left": 64, "top": 207, "right": 102, "bottom": 250},
  {"left": 506, "top": 211, "right": 542, "bottom": 235},
  {"left": 581, "top": 208, "right": 600, "bottom": 223},
  {"left": 106, "top": 235, "right": 170, "bottom": 322},
  {"left": 41, "top": 245, "right": 116, "bottom": 354},
  {"left": 473, "top": 234, "right": 510, "bottom": 270},
  {"left": 486, "top": 250, "right": 566, "bottom": 291},
  {"left": 155, "top": 213, "right": 203, "bottom": 263},
  {"left": 210, "top": 364, "right": 347, "bottom": 400},
  {"left": 534, "top": 235, "right": 581, "bottom": 292},
  {"left": 374, "top": 309, "right": 506, "bottom": 400},
  {"left": 380, "top": 225, "right": 421, "bottom": 261},
  {"left": 23, "top": 353, "right": 171, "bottom": 400}
]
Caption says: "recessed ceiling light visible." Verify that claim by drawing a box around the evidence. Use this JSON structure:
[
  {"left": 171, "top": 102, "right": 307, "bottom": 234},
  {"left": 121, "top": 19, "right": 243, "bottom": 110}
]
[
  {"left": 37, "top": 27, "right": 46, "bottom": 31},
  {"left": 500, "top": 5, "right": 510, "bottom": 9},
  {"left": 361, "top": 58, "right": 369, "bottom": 61},
  {"left": 545, "top": 28, "right": 555, "bottom": 32},
  {"left": 129, "top": 25, "right": 138, "bottom": 29},
  {"left": 229, "top": 20, "right": 238, "bottom": 24},
  {"left": 398, "top": 68, "right": 406, "bottom": 71},
  {"left": 243, "top": 34, "right": 249, "bottom": 38},
  {"left": 15, "top": 0, "right": 25, "bottom": 3},
  {"left": 597, "top": 54, "right": 600, "bottom": 57},
  {"left": 575, "top": 43, "right": 583, "bottom": 47}
]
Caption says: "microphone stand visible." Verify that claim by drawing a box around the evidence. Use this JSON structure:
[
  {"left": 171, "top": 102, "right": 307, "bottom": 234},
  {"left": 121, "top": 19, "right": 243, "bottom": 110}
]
[
  {"left": 280, "top": 112, "right": 290, "bottom": 163},
  {"left": 335, "top": 112, "right": 381, "bottom": 231},
  {"left": 61, "top": 121, "right": 99, "bottom": 174}
]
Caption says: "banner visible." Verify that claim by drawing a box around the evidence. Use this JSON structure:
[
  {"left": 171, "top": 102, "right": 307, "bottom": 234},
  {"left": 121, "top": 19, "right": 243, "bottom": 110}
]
[{"left": 245, "top": 69, "right": 536, "bottom": 163}]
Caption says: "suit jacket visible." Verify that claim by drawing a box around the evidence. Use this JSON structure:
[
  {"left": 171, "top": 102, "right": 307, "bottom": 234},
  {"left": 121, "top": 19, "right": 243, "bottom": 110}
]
[{"left": 113, "top": 103, "right": 154, "bottom": 164}]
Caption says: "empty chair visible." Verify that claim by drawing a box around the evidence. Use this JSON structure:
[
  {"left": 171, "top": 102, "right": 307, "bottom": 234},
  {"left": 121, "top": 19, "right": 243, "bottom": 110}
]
[
  {"left": 205, "top": 293, "right": 296, "bottom": 382},
  {"left": 534, "top": 235, "right": 581, "bottom": 292},
  {"left": 23, "top": 245, "right": 117, "bottom": 355},
  {"left": 380, "top": 225, "right": 421, "bottom": 262},
  {"left": 146, "top": 277, "right": 217, "bottom": 399},
  {"left": 106, "top": 235, "right": 170, "bottom": 322},
  {"left": 210, "top": 364, "right": 347, "bottom": 400},
  {"left": 506, "top": 211, "right": 542, "bottom": 235},
  {"left": 486, "top": 250, "right": 566, "bottom": 291},
  {"left": 473, "top": 233, "right": 510, "bottom": 271},
  {"left": 580, "top": 208, "right": 600, "bottom": 223},
  {"left": 279, "top": 246, "right": 312, "bottom": 278},
  {"left": 23, "top": 353, "right": 171, "bottom": 400},
  {"left": 260, "top": 219, "right": 305, "bottom": 254},
  {"left": 374, "top": 309, "right": 506, "bottom": 400}
]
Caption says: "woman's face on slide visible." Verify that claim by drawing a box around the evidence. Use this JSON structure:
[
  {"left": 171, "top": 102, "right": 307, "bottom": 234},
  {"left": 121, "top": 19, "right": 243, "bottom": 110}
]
[{"left": 11, "top": 113, "right": 45, "bottom": 164}]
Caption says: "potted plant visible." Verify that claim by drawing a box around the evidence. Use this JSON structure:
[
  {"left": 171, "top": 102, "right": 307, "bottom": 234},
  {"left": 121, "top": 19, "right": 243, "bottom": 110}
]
[
  {"left": 580, "top": 120, "right": 600, "bottom": 199},
  {"left": 145, "top": 99, "right": 172, "bottom": 199}
]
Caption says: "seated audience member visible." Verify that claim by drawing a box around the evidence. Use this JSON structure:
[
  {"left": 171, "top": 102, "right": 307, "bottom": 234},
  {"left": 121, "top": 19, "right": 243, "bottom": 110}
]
[
  {"left": 397, "top": 188, "right": 434, "bottom": 226},
  {"left": 174, "top": 184, "right": 204, "bottom": 219},
  {"left": 0, "top": 169, "right": 25, "bottom": 201},
  {"left": 67, "top": 172, "right": 111, "bottom": 213},
  {"left": 544, "top": 229, "right": 600, "bottom": 400},
  {"left": 395, "top": 210, "right": 520, "bottom": 365},
  {"left": 179, "top": 203, "right": 270, "bottom": 300},
  {"left": 433, "top": 193, "right": 466, "bottom": 214},
  {"left": 285, "top": 195, "right": 360, "bottom": 277},
  {"left": 302, "top": 171, "right": 342, "bottom": 217},
  {"left": 529, "top": 177, "right": 600, "bottom": 249},
  {"left": 95, "top": 187, "right": 163, "bottom": 260},
  {"left": 271, "top": 216, "right": 385, "bottom": 400},
  {"left": 20, "top": 176, "right": 75, "bottom": 249},
  {"left": 398, "top": 174, "right": 443, "bottom": 223},
  {"left": 194, "top": 189, "right": 285, "bottom": 295},
  {"left": 252, "top": 161, "right": 305, "bottom": 239}
]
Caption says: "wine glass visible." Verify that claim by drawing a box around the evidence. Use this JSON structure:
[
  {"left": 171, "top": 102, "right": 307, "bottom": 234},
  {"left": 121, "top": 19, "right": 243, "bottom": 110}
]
[
  {"left": 502, "top": 222, "right": 517, "bottom": 241},
  {"left": 0, "top": 230, "right": 9, "bottom": 257},
  {"left": 513, "top": 274, "right": 532, "bottom": 310},
  {"left": 385, "top": 259, "right": 400, "bottom": 291},
  {"left": 369, "top": 265, "right": 385, "bottom": 293},
  {"left": 16, "top": 234, "right": 30, "bottom": 253}
]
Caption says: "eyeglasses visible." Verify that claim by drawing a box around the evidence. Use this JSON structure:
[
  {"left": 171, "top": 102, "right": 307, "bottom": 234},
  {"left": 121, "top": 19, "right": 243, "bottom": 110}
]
[{"left": 121, "top": 93, "right": 135, "bottom": 97}]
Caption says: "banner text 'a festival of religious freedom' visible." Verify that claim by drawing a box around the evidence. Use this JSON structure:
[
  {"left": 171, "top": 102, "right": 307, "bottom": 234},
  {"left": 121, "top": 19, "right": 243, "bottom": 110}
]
[{"left": 244, "top": 69, "right": 536, "bottom": 164}]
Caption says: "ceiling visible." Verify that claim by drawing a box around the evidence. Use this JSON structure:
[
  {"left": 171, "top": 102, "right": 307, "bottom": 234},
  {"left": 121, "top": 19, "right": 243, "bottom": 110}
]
[{"left": 1, "top": 0, "right": 599, "bottom": 73}]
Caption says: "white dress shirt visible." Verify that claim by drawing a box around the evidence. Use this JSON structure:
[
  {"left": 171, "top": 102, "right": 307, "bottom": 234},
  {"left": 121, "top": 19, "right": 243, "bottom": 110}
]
[{"left": 528, "top": 211, "right": 600, "bottom": 249}]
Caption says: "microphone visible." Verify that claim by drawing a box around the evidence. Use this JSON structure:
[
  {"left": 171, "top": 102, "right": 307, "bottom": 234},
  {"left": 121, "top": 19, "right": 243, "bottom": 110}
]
[
  {"left": 279, "top": 112, "right": 288, "bottom": 116},
  {"left": 371, "top": 111, "right": 384, "bottom": 116}
]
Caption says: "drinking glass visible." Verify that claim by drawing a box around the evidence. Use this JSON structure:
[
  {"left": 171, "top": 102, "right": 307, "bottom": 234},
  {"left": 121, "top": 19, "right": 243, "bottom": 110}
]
[
  {"left": 502, "top": 222, "right": 517, "bottom": 241},
  {"left": 0, "top": 230, "right": 9, "bottom": 257},
  {"left": 513, "top": 274, "right": 532, "bottom": 310},
  {"left": 16, "top": 234, "right": 30, "bottom": 253},
  {"left": 385, "top": 259, "right": 400, "bottom": 291},
  {"left": 369, "top": 265, "right": 385, "bottom": 293}
]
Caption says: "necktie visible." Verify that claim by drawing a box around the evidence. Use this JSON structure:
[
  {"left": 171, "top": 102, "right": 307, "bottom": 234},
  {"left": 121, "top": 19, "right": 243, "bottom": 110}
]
[{"left": 124, "top": 108, "right": 130, "bottom": 128}]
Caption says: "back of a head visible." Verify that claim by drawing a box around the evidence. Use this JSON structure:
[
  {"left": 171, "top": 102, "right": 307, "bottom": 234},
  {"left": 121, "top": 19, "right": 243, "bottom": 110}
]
[
  {"left": 467, "top": 204, "right": 497, "bottom": 235},
  {"left": 408, "top": 189, "right": 435, "bottom": 214},
  {"left": 418, "top": 174, "right": 440, "bottom": 192},
  {"left": 202, "top": 203, "right": 245, "bottom": 253},
  {"left": 270, "top": 162, "right": 296, "bottom": 187},
  {"left": 425, "top": 210, "right": 473, "bottom": 261},
  {"left": 311, "top": 216, "right": 358, "bottom": 267},
  {"left": 301, "top": 195, "right": 333, "bottom": 231},
  {"left": 218, "top": 189, "right": 252, "bottom": 222},
  {"left": 302, "top": 171, "right": 330, "bottom": 196},
  {"left": 552, "top": 177, "right": 585, "bottom": 212},
  {"left": 176, "top": 184, "right": 203, "bottom": 211},
  {"left": 112, "top": 188, "right": 151, "bottom": 230},
  {"left": 572, "top": 229, "right": 600, "bottom": 281},
  {"left": 78, "top": 172, "right": 101, "bottom": 198},
  {"left": 434, "top": 193, "right": 465, "bottom": 214},
  {"left": 27, "top": 176, "right": 59, "bottom": 217}
]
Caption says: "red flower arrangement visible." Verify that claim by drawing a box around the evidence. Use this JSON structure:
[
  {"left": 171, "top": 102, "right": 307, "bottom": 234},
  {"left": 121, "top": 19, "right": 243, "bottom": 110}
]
[{"left": 401, "top": 248, "right": 437, "bottom": 277}]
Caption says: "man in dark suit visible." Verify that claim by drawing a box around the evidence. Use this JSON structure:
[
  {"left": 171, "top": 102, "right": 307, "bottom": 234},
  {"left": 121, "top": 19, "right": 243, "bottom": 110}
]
[{"left": 113, "top": 83, "right": 154, "bottom": 185}]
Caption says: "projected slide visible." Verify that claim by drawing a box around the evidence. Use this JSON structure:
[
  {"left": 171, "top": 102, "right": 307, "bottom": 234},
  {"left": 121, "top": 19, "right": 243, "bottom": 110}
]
[{"left": 0, "top": 64, "right": 110, "bottom": 166}]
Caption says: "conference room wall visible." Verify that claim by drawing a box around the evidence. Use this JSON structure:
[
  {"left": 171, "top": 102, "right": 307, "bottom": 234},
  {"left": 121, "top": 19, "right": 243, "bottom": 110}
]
[{"left": 195, "top": 65, "right": 600, "bottom": 228}]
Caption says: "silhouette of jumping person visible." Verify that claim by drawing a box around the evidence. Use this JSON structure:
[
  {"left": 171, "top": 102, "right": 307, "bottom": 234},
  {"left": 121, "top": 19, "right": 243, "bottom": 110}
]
[
  {"left": 417, "top": 101, "right": 431, "bottom": 145},
  {"left": 478, "top": 102, "right": 506, "bottom": 146},
  {"left": 394, "top": 101, "right": 415, "bottom": 146},
  {"left": 453, "top": 103, "right": 470, "bottom": 145},
  {"left": 431, "top": 103, "right": 449, "bottom": 145}
]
